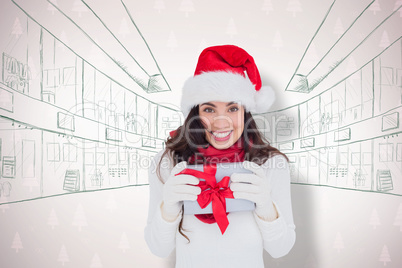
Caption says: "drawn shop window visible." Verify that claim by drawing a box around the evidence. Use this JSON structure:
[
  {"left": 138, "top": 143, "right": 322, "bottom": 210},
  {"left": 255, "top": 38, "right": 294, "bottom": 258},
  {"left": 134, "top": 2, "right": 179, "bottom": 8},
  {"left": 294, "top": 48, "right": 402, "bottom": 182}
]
[
  {"left": 57, "top": 112, "right": 75, "bottom": 132},
  {"left": 396, "top": 143, "right": 402, "bottom": 162},
  {"left": 63, "top": 143, "right": 77, "bottom": 162},
  {"left": 380, "top": 67, "right": 394, "bottom": 86},
  {"left": 382, "top": 112, "right": 399, "bottom": 131},
  {"left": 44, "top": 69, "right": 60, "bottom": 88},
  {"left": 96, "top": 153, "right": 105, "bottom": 166},
  {"left": 2, "top": 53, "right": 30, "bottom": 93},
  {"left": 397, "top": 69, "right": 402, "bottom": 88},
  {"left": 42, "top": 69, "right": 60, "bottom": 103},
  {"left": 351, "top": 153, "right": 361, "bottom": 166},
  {"left": 47, "top": 143, "right": 60, "bottom": 162},
  {"left": 63, "top": 67, "right": 76, "bottom": 86},
  {"left": 379, "top": 143, "right": 393, "bottom": 162}
]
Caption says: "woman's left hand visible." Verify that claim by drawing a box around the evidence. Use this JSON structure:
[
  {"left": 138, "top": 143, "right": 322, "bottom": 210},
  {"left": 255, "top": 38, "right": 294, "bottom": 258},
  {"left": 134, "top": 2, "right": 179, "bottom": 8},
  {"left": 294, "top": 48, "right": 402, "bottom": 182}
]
[{"left": 230, "top": 161, "right": 278, "bottom": 221}]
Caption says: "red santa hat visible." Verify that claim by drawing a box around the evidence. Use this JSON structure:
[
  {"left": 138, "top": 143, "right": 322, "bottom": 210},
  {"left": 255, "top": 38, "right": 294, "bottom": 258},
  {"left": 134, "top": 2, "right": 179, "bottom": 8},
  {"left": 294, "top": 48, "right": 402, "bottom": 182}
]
[{"left": 180, "top": 45, "right": 275, "bottom": 117}]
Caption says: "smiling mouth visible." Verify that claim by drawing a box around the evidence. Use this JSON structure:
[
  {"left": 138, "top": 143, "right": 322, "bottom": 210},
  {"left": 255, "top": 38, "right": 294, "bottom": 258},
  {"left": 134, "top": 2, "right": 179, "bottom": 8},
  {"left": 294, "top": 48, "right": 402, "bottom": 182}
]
[{"left": 209, "top": 130, "right": 233, "bottom": 139}]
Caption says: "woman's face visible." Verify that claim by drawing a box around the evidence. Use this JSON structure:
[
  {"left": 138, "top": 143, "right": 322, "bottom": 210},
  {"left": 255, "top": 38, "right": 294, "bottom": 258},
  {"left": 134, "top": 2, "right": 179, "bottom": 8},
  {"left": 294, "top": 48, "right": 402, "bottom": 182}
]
[{"left": 198, "top": 101, "right": 245, "bottom": 149}]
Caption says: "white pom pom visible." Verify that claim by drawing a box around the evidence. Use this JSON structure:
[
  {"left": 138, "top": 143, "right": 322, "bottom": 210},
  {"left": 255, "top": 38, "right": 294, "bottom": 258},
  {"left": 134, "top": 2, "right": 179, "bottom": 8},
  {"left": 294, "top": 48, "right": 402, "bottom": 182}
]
[{"left": 253, "top": 86, "right": 275, "bottom": 113}]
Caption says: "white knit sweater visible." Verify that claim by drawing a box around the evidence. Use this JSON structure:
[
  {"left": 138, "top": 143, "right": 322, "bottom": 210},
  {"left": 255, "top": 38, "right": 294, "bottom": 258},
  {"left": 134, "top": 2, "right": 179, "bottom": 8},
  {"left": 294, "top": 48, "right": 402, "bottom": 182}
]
[{"left": 144, "top": 151, "right": 296, "bottom": 268}]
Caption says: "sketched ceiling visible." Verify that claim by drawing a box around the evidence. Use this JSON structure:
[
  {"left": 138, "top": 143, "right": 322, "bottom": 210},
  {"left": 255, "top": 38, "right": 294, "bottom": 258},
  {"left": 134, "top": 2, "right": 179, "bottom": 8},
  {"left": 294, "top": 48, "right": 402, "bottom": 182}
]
[
  {"left": 8, "top": 0, "right": 402, "bottom": 108},
  {"left": 12, "top": 0, "right": 171, "bottom": 95},
  {"left": 286, "top": 0, "right": 402, "bottom": 93}
]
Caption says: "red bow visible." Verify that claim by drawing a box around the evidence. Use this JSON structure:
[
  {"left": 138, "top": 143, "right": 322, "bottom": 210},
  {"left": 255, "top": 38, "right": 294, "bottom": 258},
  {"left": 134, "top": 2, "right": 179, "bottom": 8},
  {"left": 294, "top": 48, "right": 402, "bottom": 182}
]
[{"left": 177, "top": 164, "right": 234, "bottom": 234}]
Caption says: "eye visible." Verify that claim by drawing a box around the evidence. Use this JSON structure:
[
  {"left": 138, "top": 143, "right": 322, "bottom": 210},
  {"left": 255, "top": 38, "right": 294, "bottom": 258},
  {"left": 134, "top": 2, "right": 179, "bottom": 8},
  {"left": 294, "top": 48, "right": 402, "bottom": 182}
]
[
  {"left": 228, "top": 106, "right": 239, "bottom": 112},
  {"left": 203, "top": 107, "right": 214, "bottom": 113}
]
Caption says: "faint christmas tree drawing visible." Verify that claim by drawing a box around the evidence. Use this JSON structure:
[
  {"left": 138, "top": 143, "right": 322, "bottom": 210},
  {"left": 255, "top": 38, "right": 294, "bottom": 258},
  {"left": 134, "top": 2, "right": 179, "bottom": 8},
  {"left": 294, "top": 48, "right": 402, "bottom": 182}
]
[
  {"left": 105, "top": 192, "right": 118, "bottom": 213},
  {"left": 333, "top": 17, "right": 344, "bottom": 39},
  {"left": 262, "top": 0, "right": 274, "bottom": 14},
  {"left": 369, "top": 0, "right": 381, "bottom": 15},
  {"left": 72, "top": 0, "right": 88, "bottom": 18},
  {"left": 393, "top": 203, "right": 402, "bottom": 231},
  {"left": 333, "top": 232, "right": 344, "bottom": 253},
  {"left": 287, "top": 0, "right": 302, "bottom": 17},
  {"left": 272, "top": 31, "right": 283, "bottom": 51},
  {"left": 154, "top": 0, "right": 165, "bottom": 13},
  {"left": 119, "top": 18, "right": 130, "bottom": 39},
  {"left": 179, "top": 0, "right": 195, "bottom": 17},
  {"left": 58, "top": 245, "right": 69, "bottom": 266},
  {"left": 11, "top": 232, "right": 23, "bottom": 253},
  {"left": 369, "top": 207, "right": 381, "bottom": 229},
  {"left": 167, "top": 31, "right": 178, "bottom": 51},
  {"left": 379, "top": 30, "right": 390, "bottom": 49},
  {"left": 47, "top": 0, "right": 58, "bottom": 15},
  {"left": 47, "top": 208, "right": 59, "bottom": 230},
  {"left": 394, "top": 1, "right": 402, "bottom": 17},
  {"left": 12, "top": 17, "right": 23, "bottom": 39},
  {"left": 378, "top": 245, "right": 391, "bottom": 266},
  {"left": 72, "top": 203, "right": 88, "bottom": 232},
  {"left": 226, "top": 18, "right": 238, "bottom": 39},
  {"left": 90, "top": 253, "right": 103, "bottom": 268},
  {"left": 119, "top": 232, "right": 130, "bottom": 253}
]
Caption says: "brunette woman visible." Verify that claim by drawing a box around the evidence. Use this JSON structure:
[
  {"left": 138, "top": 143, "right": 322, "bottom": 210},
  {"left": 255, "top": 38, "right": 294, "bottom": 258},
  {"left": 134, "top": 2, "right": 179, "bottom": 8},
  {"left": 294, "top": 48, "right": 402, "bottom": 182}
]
[{"left": 145, "top": 45, "right": 295, "bottom": 268}]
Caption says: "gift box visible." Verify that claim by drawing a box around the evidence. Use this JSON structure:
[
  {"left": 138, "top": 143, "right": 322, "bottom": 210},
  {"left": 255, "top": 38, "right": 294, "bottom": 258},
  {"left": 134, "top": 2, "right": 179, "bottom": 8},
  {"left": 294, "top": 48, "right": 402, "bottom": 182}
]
[{"left": 182, "top": 162, "right": 255, "bottom": 215}]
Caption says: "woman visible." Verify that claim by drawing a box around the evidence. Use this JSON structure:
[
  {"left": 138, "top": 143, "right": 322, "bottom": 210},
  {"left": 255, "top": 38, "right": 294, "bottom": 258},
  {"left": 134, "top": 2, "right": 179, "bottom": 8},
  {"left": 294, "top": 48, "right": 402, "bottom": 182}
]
[{"left": 145, "top": 45, "right": 296, "bottom": 267}]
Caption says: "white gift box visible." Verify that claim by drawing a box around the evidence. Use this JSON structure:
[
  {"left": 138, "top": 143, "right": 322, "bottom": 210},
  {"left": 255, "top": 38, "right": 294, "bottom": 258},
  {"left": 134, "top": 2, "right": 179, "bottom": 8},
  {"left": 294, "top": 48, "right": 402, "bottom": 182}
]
[{"left": 183, "top": 162, "right": 256, "bottom": 215}]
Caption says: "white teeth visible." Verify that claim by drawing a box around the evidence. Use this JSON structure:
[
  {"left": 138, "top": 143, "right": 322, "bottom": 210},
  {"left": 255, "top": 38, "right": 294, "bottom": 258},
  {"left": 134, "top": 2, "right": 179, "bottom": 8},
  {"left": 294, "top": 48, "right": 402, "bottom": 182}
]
[{"left": 212, "top": 131, "right": 232, "bottom": 138}]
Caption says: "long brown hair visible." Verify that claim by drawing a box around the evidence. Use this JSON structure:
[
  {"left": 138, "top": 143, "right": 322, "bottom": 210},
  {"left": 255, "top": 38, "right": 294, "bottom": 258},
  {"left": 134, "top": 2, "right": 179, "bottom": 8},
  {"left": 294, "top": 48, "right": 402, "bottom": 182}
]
[{"left": 157, "top": 105, "right": 288, "bottom": 241}]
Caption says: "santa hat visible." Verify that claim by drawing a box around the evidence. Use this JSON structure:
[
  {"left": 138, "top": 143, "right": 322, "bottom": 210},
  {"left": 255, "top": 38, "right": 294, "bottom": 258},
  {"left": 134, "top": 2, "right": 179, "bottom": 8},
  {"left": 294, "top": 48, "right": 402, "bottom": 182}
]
[{"left": 180, "top": 45, "right": 275, "bottom": 117}]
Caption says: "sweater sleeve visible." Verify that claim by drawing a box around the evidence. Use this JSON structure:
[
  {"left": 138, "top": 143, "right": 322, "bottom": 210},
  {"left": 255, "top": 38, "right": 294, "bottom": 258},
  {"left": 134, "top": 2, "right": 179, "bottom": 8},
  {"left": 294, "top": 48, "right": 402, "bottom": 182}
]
[
  {"left": 144, "top": 150, "right": 181, "bottom": 258},
  {"left": 254, "top": 155, "right": 296, "bottom": 258}
]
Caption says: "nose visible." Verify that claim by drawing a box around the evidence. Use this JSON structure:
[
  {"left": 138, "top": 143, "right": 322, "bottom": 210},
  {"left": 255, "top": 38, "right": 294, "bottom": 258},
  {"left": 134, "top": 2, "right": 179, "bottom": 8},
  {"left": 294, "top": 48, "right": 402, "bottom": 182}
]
[{"left": 212, "top": 115, "right": 231, "bottom": 129}]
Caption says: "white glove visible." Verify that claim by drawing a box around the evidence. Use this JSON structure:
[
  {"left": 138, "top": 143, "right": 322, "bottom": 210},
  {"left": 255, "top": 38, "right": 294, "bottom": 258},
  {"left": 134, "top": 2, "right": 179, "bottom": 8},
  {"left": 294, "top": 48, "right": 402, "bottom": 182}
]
[
  {"left": 161, "top": 161, "right": 201, "bottom": 222},
  {"left": 230, "top": 161, "right": 278, "bottom": 221}
]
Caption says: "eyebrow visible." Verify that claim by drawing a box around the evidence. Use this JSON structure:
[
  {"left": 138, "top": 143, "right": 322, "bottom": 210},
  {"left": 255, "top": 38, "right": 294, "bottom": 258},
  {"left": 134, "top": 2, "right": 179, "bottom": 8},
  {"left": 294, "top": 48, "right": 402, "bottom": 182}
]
[{"left": 200, "top": 101, "right": 238, "bottom": 107}]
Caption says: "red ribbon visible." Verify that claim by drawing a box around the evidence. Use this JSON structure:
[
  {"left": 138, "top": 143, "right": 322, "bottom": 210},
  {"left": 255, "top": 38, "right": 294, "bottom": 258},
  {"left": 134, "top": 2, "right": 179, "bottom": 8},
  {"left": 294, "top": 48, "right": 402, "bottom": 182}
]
[{"left": 176, "top": 164, "right": 234, "bottom": 234}]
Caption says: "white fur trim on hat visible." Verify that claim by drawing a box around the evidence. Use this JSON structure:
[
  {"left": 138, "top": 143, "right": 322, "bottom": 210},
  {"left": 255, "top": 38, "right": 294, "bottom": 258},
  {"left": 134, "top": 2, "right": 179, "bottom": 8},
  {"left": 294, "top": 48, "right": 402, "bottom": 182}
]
[
  {"left": 180, "top": 71, "right": 275, "bottom": 117},
  {"left": 253, "top": 85, "right": 275, "bottom": 114}
]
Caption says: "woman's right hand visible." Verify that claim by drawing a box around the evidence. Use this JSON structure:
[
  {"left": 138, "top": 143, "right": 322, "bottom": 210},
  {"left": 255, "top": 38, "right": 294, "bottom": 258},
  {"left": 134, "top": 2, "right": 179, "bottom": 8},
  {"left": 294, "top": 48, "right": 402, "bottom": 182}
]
[{"left": 161, "top": 161, "right": 201, "bottom": 222}]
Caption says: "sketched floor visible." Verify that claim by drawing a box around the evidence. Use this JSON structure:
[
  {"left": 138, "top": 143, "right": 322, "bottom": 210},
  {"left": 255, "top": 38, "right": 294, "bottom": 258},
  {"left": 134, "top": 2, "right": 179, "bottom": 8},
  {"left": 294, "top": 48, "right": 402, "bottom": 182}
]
[
  {"left": 0, "top": 186, "right": 172, "bottom": 268},
  {"left": 0, "top": 185, "right": 401, "bottom": 268}
]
